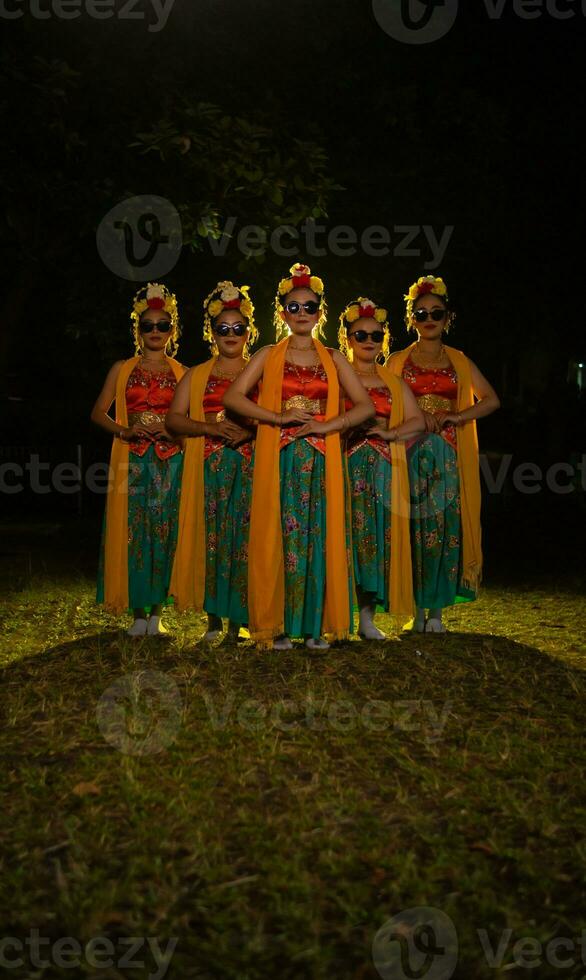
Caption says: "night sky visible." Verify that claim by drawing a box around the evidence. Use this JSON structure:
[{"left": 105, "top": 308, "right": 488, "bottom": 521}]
[{"left": 1, "top": 0, "right": 584, "bottom": 463}]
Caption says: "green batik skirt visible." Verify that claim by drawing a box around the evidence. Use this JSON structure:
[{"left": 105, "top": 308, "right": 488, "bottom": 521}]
[
  {"left": 279, "top": 438, "right": 353, "bottom": 639},
  {"left": 203, "top": 445, "right": 253, "bottom": 625},
  {"left": 97, "top": 445, "right": 183, "bottom": 613},
  {"left": 347, "top": 443, "right": 391, "bottom": 611},
  {"left": 407, "top": 433, "right": 475, "bottom": 609}
]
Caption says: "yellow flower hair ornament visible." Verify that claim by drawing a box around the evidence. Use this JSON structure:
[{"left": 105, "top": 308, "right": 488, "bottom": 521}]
[
  {"left": 277, "top": 263, "right": 324, "bottom": 299},
  {"left": 274, "top": 262, "right": 327, "bottom": 341},
  {"left": 203, "top": 281, "right": 258, "bottom": 354},
  {"left": 338, "top": 296, "right": 391, "bottom": 363},
  {"left": 404, "top": 275, "right": 452, "bottom": 331},
  {"left": 130, "top": 282, "right": 180, "bottom": 356},
  {"left": 405, "top": 275, "right": 448, "bottom": 303}
]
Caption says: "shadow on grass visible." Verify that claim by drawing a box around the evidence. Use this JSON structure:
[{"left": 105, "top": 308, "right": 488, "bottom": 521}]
[{"left": 1, "top": 629, "right": 585, "bottom": 979}]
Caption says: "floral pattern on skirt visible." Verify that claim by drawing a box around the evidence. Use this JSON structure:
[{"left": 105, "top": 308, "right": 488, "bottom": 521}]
[
  {"left": 204, "top": 445, "right": 253, "bottom": 625},
  {"left": 97, "top": 444, "right": 183, "bottom": 612},
  {"left": 280, "top": 438, "right": 353, "bottom": 639},
  {"left": 408, "top": 433, "right": 475, "bottom": 608},
  {"left": 348, "top": 443, "right": 391, "bottom": 610}
]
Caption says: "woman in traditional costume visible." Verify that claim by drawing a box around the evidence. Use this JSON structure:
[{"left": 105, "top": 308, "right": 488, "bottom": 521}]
[
  {"left": 166, "top": 282, "right": 257, "bottom": 642},
  {"left": 338, "top": 297, "right": 425, "bottom": 640},
  {"left": 387, "top": 276, "right": 500, "bottom": 632},
  {"left": 223, "top": 263, "right": 374, "bottom": 651},
  {"left": 92, "top": 283, "right": 185, "bottom": 636}
]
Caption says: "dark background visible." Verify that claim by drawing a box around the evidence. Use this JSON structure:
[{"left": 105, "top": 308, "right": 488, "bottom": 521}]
[{"left": 1, "top": 0, "right": 584, "bottom": 567}]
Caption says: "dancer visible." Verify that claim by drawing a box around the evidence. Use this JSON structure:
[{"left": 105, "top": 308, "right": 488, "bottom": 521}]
[
  {"left": 166, "top": 282, "right": 257, "bottom": 642},
  {"left": 388, "top": 275, "right": 500, "bottom": 632},
  {"left": 224, "top": 263, "right": 374, "bottom": 650},
  {"left": 338, "top": 297, "right": 425, "bottom": 639},
  {"left": 92, "top": 283, "right": 185, "bottom": 636}
]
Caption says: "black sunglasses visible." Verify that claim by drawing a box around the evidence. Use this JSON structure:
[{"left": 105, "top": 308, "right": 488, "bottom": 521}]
[
  {"left": 139, "top": 320, "right": 171, "bottom": 333},
  {"left": 413, "top": 309, "right": 447, "bottom": 323},
  {"left": 213, "top": 322, "right": 247, "bottom": 337},
  {"left": 349, "top": 329, "right": 385, "bottom": 343},
  {"left": 283, "top": 301, "right": 320, "bottom": 315}
]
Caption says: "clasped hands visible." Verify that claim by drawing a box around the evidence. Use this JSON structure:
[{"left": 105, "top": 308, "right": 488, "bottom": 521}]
[
  {"left": 425, "top": 410, "right": 463, "bottom": 433},
  {"left": 121, "top": 421, "right": 175, "bottom": 443}
]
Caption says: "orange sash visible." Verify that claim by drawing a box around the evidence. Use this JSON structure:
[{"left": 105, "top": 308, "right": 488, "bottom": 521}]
[
  {"left": 103, "top": 355, "right": 185, "bottom": 613},
  {"left": 169, "top": 357, "right": 217, "bottom": 611},
  {"left": 387, "top": 343, "right": 482, "bottom": 589},
  {"left": 248, "top": 338, "right": 349, "bottom": 646}
]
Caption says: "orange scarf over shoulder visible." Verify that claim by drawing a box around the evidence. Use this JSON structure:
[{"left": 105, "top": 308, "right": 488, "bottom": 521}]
[
  {"left": 248, "top": 338, "right": 349, "bottom": 646},
  {"left": 103, "top": 355, "right": 185, "bottom": 614},
  {"left": 373, "top": 365, "right": 415, "bottom": 618},
  {"left": 169, "top": 357, "right": 217, "bottom": 611},
  {"left": 387, "top": 342, "right": 482, "bottom": 590}
]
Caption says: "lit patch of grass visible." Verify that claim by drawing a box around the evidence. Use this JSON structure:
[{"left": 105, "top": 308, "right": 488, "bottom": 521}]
[{"left": 0, "top": 575, "right": 585, "bottom": 979}]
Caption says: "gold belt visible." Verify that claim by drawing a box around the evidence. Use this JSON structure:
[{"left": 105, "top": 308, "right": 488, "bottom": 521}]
[
  {"left": 416, "top": 394, "right": 454, "bottom": 414},
  {"left": 282, "top": 395, "right": 327, "bottom": 414},
  {"left": 128, "top": 411, "right": 166, "bottom": 425}
]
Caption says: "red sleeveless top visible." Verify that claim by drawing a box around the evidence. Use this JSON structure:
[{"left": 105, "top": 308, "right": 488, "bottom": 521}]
[
  {"left": 402, "top": 355, "right": 458, "bottom": 450},
  {"left": 344, "top": 384, "right": 392, "bottom": 461},
  {"left": 125, "top": 364, "right": 181, "bottom": 460},
  {"left": 279, "top": 357, "right": 332, "bottom": 456},
  {"left": 203, "top": 373, "right": 257, "bottom": 460}
]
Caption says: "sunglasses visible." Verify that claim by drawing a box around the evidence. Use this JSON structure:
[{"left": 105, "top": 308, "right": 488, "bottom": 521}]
[
  {"left": 348, "top": 329, "right": 385, "bottom": 343},
  {"left": 283, "top": 301, "right": 320, "bottom": 315},
  {"left": 413, "top": 309, "right": 447, "bottom": 323},
  {"left": 213, "top": 322, "right": 247, "bottom": 337},
  {"left": 139, "top": 320, "right": 171, "bottom": 333}
]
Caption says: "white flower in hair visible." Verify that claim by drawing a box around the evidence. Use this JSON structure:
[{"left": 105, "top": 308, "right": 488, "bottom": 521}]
[
  {"left": 146, "top": 284, "right": 165, "bottom": 301},
  {"left": 220, "top": 284, "right": 240, "bottom": 303}
]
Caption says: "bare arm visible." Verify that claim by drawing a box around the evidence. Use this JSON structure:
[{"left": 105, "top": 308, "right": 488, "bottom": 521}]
[
  {"left": 367, "top": 380, "right": 425, "bottom": 442},
  {"left": 296, "top": 351, "right": 376, "bottom": 437},
  {"left": 90, "top": 360, "right": 152, "bottom": 442},
  {"left": 165, "top": 368, "right": 246, "bottom": 446},
  {"left": 438, "top": 360, "right": 501, "bottom": 427},
  {"left": 223, "top": 347, "right": 315, "bottom": 426}
]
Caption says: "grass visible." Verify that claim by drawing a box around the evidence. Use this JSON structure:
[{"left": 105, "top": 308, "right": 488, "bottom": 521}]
[{"left": 0, "top": 523, "right": 585, "bottom": 979}]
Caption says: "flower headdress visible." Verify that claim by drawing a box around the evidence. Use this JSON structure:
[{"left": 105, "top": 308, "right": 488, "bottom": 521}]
[
  {"left": 274, "top": 262, "right": 327, "bottom": 340},
  {"left": 404, "top": 275, "right": 451, "bottom": 330},
  {"left": 338, "top": 296, "right": 391, "bottom": 363},
  {"left": 203, "top": 281, "right": 258, "bottom": 356},
  {"left": 130, "top": 282, "right": 180, "bottom": 357}
]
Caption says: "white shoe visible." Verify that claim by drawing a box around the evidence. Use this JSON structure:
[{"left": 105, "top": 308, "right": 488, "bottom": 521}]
[
  {"left": 127, "top": 618, "right": 148, "bottom": 637},
  {"left": 202, "top": 629, "right": 222, "bottom": 642},
  {"left": 272, "top": 635, "right": 293, "bottom": 650},
  {"left": 359, "top": 623, "right": 387, "bottom": 641},
  {"left": 147, "top": 616, "right": 168, "bottom": 636},
  {"left": 305, "top": 636, "right": 330, "bottom": 650},
  {"left": 425, "top": 618, "right": 446, "bottom": 633}
]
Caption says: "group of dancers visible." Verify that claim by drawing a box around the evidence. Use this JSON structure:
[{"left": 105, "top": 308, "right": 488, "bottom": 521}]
[{"left": 91, "top": 264, "right": 500, "bottom": 648}]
